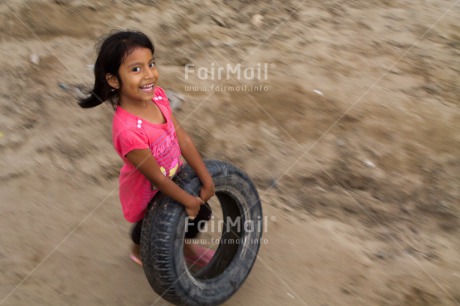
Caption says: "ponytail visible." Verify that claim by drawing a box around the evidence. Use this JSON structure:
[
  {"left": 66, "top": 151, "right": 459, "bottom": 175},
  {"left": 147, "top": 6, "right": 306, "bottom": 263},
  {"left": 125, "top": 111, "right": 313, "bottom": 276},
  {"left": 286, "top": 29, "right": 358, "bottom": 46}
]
[
  {"left": 78, "top": 53, "right": 119, "bottom": 109},
  {"left": 78, "top": 74, "right": 118, "bottom": 109},
  {"left": 78, "top": 96, "right": 102, "bottom": 108}
]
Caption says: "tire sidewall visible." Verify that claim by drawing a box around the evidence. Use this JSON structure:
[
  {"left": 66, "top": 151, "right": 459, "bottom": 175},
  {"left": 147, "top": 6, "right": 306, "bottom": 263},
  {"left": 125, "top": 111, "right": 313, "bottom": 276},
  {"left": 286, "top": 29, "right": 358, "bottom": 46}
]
[{"left": 141, "top": 160, "right": 263, "bottom": 306}]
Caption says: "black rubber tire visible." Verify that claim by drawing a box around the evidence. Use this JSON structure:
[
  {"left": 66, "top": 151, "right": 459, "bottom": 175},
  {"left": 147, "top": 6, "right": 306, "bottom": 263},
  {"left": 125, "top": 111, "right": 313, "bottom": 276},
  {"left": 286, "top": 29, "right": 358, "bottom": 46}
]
[{"left": 140, "top": 160, "right": 263, "bottom": 306}]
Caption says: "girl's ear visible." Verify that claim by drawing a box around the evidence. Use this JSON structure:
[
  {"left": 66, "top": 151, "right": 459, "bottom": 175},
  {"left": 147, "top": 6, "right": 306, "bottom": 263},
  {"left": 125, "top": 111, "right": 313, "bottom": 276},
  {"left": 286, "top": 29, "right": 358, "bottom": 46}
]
[{"left": 106, "top": 73, "right": 119, "bottom": 89}]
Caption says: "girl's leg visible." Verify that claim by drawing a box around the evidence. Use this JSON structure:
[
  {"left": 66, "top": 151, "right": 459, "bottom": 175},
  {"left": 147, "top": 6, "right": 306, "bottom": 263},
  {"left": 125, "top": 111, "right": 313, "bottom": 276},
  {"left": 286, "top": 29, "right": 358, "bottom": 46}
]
[
  {"left": 185, "top": 202, "right": 212, "bottom": 239},
  {"left": 131, "top": 218, "right": 144, "bottom": 244},
  {"left": 130, "top": 219, "right": 144, "bottom": 266},
  {"left": 184, "top": 203, "right": 214, "bottom": 264}
]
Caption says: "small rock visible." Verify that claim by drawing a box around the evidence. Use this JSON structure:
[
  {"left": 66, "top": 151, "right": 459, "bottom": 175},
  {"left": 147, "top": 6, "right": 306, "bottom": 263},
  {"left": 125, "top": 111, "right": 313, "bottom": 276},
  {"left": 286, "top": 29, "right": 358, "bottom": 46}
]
[
  {"left": 58, "top": 82, "right": 69, "bottom": 91},
  {"left": 313, "top": 89, "right": 324, "bottom": 96},
  {"left": 30, "top": 53, "right": 40, "bottom": 65},
  {"left": 363, "top": 159, "right": 376, "bottom": 168},
  {"left": 375, "top": 250, "right": 391, "bottom": 260},
  {"left": 210, "top": 15, "right": 227, "bottom": 28},
  {"left": 341, "top": 287, "right": 351, "bottom": 294},
  {"left": 375, "top": 252, "right": 385, "bottom": 259},
  {"left": 54, "top": 0, "right": 71, "bottom": 4},
  {"left": 0, "top": 131, "right": 4, "bottom": 139},
  {"left": 222, "top": 38, "right": 238, "bottom": 47},
  {"left": 251, "top": 14, "right": 264, "bottom": 27}
]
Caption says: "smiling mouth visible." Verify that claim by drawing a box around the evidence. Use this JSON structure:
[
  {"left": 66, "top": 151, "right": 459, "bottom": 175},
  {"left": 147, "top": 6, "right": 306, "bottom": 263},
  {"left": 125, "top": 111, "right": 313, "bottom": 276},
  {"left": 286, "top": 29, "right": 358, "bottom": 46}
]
[{"left": 140, "top": 84, "right": 154, "bottom": 92}]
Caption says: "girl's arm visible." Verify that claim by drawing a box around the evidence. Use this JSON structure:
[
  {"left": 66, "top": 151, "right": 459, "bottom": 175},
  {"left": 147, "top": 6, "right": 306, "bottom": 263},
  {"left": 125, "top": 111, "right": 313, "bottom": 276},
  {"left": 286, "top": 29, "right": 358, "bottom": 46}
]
[
  {"left": 171, "top": 115, "right": 215, "bottom": 202},
  {"left": 125, "top": 149, "right": 202, "bottom": 218}
]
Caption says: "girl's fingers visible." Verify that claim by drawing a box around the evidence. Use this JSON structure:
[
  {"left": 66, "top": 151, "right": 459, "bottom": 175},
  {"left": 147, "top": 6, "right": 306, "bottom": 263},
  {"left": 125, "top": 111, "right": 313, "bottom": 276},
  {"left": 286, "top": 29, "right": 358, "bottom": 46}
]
[{"left": 186, "top": 204, "right": 200, "bottom": 219}]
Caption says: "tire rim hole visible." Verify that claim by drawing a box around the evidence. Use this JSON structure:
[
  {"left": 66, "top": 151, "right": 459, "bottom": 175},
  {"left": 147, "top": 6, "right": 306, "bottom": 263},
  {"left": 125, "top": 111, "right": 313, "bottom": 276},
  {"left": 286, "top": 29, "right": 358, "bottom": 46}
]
[{"left": 184, "top": 191, "right": 243, "bottom": 280}]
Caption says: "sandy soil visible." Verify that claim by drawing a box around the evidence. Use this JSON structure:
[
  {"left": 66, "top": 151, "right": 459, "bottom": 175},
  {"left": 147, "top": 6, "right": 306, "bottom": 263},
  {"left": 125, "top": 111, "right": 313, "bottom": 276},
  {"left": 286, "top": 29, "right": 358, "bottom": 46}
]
[{"left": 0, "top": 0, "right": 459, "bottom": 305}]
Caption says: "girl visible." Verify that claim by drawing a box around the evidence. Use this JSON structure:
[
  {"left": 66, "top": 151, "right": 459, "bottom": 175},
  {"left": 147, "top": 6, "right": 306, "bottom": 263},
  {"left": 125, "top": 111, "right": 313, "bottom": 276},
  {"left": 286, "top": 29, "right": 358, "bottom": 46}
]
[{"left": 79, "top": 31, "right": 215, "bottom": 266}]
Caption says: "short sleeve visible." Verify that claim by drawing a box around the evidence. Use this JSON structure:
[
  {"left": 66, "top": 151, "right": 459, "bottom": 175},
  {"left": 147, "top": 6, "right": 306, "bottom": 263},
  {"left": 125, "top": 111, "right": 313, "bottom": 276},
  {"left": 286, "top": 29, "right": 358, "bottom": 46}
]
[
  {"left": 154, "top": 87, "right": 172, "bottom": 116},
  {"left": 116, "top": 129, "right": 149, "bottom": 157}
]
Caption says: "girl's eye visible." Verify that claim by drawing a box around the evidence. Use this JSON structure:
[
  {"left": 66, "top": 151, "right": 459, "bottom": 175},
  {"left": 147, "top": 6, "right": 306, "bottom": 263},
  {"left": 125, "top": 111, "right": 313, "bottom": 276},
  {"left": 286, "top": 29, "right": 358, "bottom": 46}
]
[
  {"left": 149, "top": 62, "right": 156, "bottom": 68},
  {"left": 132, "top": 67, "right": 141, "bottom": 72}
]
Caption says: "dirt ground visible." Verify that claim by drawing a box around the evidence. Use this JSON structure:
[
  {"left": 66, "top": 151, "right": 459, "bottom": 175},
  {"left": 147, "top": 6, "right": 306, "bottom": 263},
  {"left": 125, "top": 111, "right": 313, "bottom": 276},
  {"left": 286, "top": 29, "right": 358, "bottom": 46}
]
[{"left": 0, "top": 0, "right": 459, "bottom": 305}]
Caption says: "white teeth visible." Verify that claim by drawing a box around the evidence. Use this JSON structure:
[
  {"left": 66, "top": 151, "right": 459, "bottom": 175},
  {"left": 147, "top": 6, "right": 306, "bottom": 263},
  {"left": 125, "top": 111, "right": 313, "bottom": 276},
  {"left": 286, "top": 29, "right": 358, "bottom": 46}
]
[{"left": 141, "top": 84, "right": 153, "bottom": 89}]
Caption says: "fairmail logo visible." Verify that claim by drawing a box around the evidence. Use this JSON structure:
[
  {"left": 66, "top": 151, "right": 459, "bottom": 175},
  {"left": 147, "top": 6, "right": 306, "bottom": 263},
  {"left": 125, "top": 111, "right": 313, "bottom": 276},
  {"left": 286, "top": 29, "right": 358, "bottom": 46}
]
[
  {"left": 184, "top": 63, "right": 274, "bottom": 81},
  {"left": 185, "top": 215, "right": 269, "bottom": 234}
]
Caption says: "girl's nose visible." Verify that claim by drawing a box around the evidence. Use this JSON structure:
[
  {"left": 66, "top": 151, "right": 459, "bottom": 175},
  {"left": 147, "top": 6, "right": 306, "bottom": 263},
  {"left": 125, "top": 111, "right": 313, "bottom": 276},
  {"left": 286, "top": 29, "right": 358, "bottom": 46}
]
[{"left": 145, "top": 66, "right": 155, "bottom": 79}]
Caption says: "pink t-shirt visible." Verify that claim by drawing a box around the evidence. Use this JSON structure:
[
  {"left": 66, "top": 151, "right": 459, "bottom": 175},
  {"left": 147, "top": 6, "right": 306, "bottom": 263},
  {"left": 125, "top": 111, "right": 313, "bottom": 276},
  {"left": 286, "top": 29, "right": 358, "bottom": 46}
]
[{"left": 112, "top": 86, "right": 182, "bottom": 222}]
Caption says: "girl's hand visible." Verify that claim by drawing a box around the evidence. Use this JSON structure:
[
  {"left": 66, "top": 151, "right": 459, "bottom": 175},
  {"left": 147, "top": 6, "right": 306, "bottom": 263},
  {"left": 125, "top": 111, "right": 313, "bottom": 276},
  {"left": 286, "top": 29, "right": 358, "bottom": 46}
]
[
  {"left": 185, "top": 196, "right": 203, "bottom": 219},
  {"left": 200, "top": 182, "right": 215, "bottom": 203}
]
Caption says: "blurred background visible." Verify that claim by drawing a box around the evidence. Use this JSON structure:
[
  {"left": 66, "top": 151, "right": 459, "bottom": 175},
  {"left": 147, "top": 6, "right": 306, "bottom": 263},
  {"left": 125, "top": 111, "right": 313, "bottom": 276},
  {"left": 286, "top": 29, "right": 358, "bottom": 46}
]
[{"left": 0, "top": 0, "right": 459, "bottom": 305}]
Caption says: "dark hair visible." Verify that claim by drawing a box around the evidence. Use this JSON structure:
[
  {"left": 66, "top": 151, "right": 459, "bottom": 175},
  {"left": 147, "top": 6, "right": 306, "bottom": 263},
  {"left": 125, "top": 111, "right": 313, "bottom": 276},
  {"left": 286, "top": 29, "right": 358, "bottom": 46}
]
[{"left": 78, "top": 30, "right": 155, "bottom": 109}]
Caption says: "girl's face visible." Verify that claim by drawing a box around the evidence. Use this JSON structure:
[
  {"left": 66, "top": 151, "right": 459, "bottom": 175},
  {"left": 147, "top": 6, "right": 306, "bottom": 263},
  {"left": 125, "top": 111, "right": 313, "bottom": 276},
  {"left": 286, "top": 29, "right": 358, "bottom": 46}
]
[{"left": 109, "top": 47, "right": 158, "bottom": 105}]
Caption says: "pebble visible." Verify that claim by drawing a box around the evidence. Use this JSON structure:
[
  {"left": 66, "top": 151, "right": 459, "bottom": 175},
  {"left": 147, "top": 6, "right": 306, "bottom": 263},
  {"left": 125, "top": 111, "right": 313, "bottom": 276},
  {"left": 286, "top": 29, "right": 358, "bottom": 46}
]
[
  {"left": 313, "top": 89, "right": 324, "bottom": 96},
  {"left": 251, "top": 14, "right": 264, "bottom": 27},
  {"left": 58, "top": 82, "right": 69, "bottom": 91},
  {"left": 0, "top": 131, "right": 4, "bottom": 139},
  {"left": 375, "top": 250, "right": 392, "bottom": 260},
  {"left": 210, "top": 15, "right": 227, "bottom": 28},
  {"left": 30, "top": 53, "right": 40, "bottom": 65},
  {"left": 363, "top": 159, "right": 376, "bottom": 168}
]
